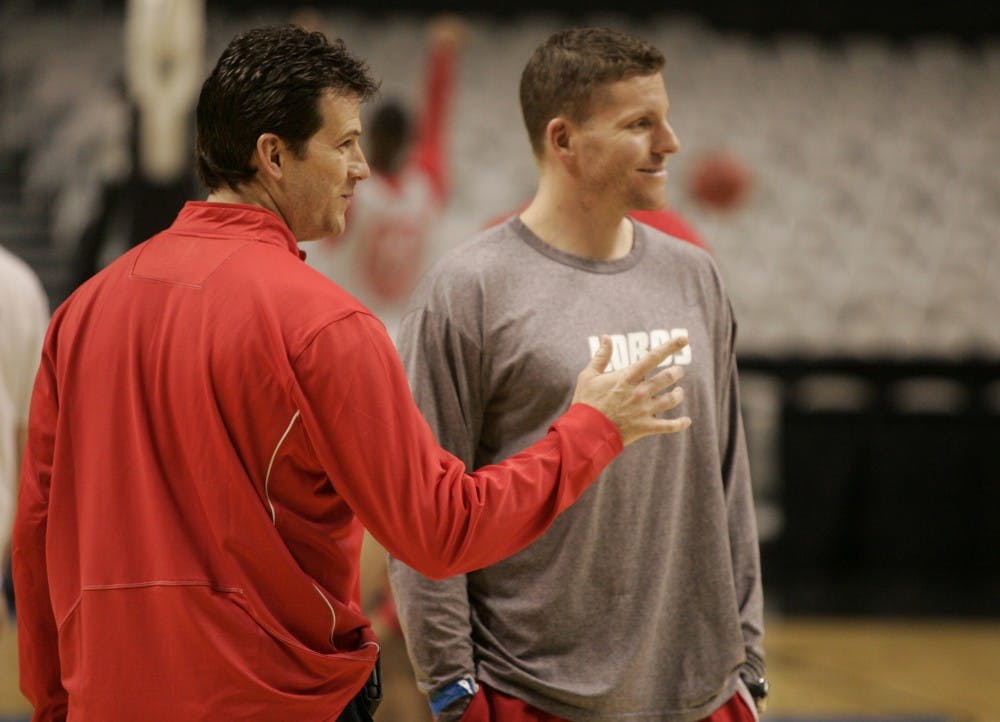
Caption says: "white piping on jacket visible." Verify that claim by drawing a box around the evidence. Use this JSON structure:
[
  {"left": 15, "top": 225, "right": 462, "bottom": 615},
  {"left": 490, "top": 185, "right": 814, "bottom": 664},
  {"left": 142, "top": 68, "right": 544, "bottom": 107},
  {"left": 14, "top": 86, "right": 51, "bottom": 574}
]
[
  {"left": 264, "top": 410, "right": 300, "bottom": 524},
  {"left": 312, "top": 583, "right": 338, "bottom": 646},
  {"left": 262, "top": 410, "right": 339, "bottom": 644}
]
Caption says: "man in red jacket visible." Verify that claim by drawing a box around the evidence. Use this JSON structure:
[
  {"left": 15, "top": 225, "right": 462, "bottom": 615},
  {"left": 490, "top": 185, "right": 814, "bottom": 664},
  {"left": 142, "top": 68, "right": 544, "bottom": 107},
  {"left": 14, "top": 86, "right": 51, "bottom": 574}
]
[{"left": 12, "top": 24, "right": 691, "bottom": 722}]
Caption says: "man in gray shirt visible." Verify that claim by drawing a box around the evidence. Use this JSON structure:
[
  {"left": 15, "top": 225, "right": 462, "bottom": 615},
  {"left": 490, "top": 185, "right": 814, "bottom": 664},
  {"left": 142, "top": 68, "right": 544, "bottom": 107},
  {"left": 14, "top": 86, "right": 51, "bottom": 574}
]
[{"left": 388, "top": 27, "right": 766, "bottom": 722}]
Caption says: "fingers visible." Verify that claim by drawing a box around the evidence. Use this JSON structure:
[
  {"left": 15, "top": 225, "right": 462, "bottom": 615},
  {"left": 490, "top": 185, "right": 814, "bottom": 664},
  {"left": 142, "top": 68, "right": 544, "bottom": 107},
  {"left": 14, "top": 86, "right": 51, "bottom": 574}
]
[
  {"left": 621, "top": 411, "right": 692, "bottom": 447},
  {"left": 574, "top": 333, "right": 693, "bottom": 446},
  {"left": 584, "top": 335, "right": 613, "bottom": 376},
  {"left": 644, "top": 416, "right": 692, "bottom": 436},
  {"left": 642, "top": 364, "right": 685, "bottom": 397},
  {"left": 624, "top": 335, "right": 688, "bottom": 384},
  {"left": 651, "top": 386, "right": 684, "bottom": 415},
  {"left": 429, "top": 15, "right": 469, "bottom": 49}
]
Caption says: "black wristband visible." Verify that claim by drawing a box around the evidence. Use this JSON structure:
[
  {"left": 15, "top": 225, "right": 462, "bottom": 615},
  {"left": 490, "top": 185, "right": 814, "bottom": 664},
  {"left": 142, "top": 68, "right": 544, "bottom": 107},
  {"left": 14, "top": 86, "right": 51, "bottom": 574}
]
[{"left": 743, "top": 676, "right": 769, "bottom": 701}]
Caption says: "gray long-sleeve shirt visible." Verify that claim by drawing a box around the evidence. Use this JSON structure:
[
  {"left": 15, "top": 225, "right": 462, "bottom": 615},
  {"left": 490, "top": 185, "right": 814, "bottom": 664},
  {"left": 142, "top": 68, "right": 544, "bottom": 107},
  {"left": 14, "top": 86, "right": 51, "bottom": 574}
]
[{"left": 388, "top": 218, "right": 765, "bottom": 722}]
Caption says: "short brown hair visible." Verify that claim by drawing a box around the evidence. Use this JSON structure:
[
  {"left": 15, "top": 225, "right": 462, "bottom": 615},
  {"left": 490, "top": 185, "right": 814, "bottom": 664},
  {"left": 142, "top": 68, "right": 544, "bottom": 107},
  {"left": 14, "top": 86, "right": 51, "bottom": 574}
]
[{"left": 519, "top": 27, "right": 665, "bottom": 157}]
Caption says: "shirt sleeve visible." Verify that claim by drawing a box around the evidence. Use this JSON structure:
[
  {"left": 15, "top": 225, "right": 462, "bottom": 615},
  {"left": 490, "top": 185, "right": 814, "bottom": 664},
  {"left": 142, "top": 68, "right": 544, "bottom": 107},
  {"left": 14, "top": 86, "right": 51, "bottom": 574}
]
[
  {"left": 718, "top": 306, "right": 766, "bottom": 681},
  {"left": 290, "top": 310, "right": 622, "bottom": 581},
  {"left": 386, "top": 301, "right": 484, "bottom": 700},
  {"left": 12, "top": 339, "right": 69, "bottom": 720}
]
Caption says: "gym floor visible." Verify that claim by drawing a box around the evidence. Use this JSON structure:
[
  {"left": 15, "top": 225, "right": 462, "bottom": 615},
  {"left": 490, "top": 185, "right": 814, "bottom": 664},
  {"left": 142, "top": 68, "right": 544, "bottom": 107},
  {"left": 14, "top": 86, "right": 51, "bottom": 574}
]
[{"left": 2, "top": 614, "right": 998, "bottom": 721}]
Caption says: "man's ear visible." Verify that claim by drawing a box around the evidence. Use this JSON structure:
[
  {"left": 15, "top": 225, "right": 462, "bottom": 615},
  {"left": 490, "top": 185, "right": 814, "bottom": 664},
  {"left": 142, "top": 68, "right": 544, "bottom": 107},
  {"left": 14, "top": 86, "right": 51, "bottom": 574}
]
[
  {"left": 545, "top": 117, "right": 574, "bottom": 160},
  {"left": 254, "top": 133, "right": 284, "bottom": 180}
]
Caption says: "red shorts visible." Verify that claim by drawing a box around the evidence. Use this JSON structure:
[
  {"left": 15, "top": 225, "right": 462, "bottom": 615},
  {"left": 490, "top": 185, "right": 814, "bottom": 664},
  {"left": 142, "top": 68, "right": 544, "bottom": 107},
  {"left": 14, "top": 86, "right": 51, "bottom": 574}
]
[{"left": 458, "top": 683, "right": 755, "bottom": 722}]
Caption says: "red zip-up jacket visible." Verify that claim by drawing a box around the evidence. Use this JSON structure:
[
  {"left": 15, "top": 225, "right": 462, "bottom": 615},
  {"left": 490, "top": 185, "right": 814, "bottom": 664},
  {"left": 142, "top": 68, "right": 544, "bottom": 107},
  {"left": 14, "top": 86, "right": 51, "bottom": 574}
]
[{"left": 13, "top": 202, "right": 622, "bottom": 721}]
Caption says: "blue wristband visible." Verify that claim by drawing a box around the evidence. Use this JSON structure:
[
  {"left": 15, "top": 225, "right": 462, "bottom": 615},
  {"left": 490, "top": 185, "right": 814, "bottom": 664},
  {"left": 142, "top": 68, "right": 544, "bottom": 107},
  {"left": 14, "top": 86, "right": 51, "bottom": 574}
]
[{"left": 429, "top": 675, "right": 478, "bottom": 717}]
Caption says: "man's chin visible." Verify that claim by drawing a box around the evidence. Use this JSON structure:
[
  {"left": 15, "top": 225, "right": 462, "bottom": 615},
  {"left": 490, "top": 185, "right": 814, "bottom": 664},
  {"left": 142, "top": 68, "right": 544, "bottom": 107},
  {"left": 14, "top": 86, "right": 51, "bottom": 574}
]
[
  {"left": 299, "top": 224, "right": 344, "bottom": 244},
  {"left": 632, "top": 194, "right": 669, "bottom": 212},
  {"left": 309, "top": 217, "right": 346, "bottom": 243}
]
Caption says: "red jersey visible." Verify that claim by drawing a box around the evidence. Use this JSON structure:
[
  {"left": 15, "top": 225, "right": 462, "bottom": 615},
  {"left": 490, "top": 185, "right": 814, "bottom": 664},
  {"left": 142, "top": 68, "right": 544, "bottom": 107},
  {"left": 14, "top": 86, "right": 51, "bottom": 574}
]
[
  {"left": 13, "top": 202, "right": 622, "bottom": 721},
  {"left": 309, "top": 44, "right": 457, "bottom": 322}
]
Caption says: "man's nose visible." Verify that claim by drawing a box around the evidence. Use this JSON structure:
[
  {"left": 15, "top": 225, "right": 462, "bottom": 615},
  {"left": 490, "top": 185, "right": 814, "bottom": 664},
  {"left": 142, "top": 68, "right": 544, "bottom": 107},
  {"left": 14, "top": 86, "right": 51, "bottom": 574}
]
[
  {"left": 351, "top": 147, "right": 371, "bottom": 181},
  {"left": 657, "top": 120, "right": 680, "bottom": 155}
]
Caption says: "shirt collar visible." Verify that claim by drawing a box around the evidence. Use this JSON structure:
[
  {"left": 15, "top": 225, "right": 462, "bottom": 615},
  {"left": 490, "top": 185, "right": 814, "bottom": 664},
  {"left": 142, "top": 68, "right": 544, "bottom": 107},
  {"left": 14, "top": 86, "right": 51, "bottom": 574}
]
[{"left": 172, "top": 201, "right": 306, "bottom": 260}]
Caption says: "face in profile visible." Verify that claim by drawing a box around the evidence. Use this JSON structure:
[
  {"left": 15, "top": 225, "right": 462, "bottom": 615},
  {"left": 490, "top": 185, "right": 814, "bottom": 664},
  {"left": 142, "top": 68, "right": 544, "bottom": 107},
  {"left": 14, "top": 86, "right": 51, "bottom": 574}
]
[
  {"left": 571, "top": 73, "right": 680, "bottom": 214},
  {"left": 279, "top": 91, "right": 371, "bottom": 241}
]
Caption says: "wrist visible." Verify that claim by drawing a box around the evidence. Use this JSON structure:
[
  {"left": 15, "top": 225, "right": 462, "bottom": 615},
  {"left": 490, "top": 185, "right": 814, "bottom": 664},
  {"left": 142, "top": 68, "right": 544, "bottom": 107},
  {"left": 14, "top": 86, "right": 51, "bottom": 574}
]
[
  {"left": 741, "top": 675, "right": 769, "bottom": 714},
  {"left": 430, "top": 675, "right": 478, "bottom": 718}
]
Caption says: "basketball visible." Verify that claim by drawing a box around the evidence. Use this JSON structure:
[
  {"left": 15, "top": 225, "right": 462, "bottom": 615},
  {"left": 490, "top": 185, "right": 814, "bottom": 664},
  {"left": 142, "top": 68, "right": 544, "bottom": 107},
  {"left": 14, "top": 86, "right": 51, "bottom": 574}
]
[{"left": 687, "top": 152, "right": 752, "bottom": 210}]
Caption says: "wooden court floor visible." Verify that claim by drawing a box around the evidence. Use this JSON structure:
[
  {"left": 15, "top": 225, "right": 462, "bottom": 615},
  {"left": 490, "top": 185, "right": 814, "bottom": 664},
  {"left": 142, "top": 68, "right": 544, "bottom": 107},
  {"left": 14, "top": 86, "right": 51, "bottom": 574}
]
[{"left": 2, "top": 615, "right": 998, "bottom": 720}]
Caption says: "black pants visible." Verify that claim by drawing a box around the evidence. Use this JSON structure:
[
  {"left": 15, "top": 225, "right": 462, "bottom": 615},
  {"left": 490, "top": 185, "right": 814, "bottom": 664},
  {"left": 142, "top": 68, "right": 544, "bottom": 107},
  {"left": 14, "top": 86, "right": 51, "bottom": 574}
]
[
  {"left": 337, "top": 657, "right": 381, "bottom": 722},
  {"left": 337, "top": 696, "right": 374, "bottom": 722}
]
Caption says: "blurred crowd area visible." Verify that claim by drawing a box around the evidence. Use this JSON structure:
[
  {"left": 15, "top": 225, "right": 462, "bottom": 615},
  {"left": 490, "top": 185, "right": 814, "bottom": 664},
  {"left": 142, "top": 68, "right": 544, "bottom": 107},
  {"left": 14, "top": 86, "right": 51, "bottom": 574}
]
[
  {"left": 1, "top": 6, "right": 998, "bottom": 720},
  {"left": 1, "top": 5, "right": 998, "bottom": 359}
]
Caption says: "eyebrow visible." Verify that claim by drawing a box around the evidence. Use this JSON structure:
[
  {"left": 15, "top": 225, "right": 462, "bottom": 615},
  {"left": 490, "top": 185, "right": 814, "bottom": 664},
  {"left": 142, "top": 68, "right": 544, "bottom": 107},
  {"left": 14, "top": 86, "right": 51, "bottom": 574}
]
[
  {"left": 335, "top": 128, "right": 362, "bottom": 143},
  {"left": 621, "top": 108, "right": 664, "bottom": 123}
]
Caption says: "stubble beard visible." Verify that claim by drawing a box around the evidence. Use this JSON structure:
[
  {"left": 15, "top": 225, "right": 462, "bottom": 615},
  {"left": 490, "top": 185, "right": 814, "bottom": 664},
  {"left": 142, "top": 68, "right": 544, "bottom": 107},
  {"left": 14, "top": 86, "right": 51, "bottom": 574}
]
[{"left": 627, "top": 179, "right": 668, "bottom": 212}]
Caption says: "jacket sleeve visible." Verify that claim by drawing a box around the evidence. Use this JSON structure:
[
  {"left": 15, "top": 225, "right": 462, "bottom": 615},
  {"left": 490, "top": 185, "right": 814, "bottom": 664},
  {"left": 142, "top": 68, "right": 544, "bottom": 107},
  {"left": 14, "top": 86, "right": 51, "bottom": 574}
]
[
  {"left": 289, "top": 310, "right": 622, "bottom": 581},
  {"left": 718, "top": 306, "right": 766, "bottom": 681},
  {"left": 12, "top": 342, "right": 68, "bottom": 721},
  {"left": 386, "top": 300, "right": 485, "bottom": 702}
]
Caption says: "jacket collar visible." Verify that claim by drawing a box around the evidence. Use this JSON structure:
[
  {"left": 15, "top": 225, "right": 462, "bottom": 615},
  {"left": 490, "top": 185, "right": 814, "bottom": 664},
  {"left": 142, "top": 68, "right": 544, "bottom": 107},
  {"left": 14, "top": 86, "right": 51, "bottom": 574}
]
[{"left": 172, "top": 201, "right": 305, "bottom": 260}]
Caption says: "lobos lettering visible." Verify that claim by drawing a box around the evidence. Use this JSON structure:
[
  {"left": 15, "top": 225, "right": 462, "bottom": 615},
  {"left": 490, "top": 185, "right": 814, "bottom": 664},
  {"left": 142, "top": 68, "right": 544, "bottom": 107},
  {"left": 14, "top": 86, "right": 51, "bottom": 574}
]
[{"left": 587, "top": 329, "right": 692, "bottom": 371}]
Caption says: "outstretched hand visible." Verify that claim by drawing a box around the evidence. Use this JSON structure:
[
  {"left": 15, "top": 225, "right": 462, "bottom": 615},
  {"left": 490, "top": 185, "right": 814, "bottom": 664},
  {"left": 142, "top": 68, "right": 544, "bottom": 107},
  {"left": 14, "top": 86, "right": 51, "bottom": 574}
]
[
  {"left": 572, "top": 335, "right": 691, "bottom": 446},
  {"left": 428, "top": 15, "right": 470, "bottom": 51}
]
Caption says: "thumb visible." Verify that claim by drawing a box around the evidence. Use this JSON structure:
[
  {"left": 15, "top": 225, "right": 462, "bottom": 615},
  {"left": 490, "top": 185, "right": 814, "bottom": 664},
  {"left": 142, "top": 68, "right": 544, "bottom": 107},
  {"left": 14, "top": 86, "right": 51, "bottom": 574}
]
[{"left": 586, "top": 335, "right": 612, "bottom": 376}]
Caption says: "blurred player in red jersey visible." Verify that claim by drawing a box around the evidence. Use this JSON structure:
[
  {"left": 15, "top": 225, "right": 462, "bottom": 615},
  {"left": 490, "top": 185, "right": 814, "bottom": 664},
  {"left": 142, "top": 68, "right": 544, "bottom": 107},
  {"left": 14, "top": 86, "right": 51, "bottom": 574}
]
[{"left": 308, "top": 16, "right": 467, "bottom": 339}]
